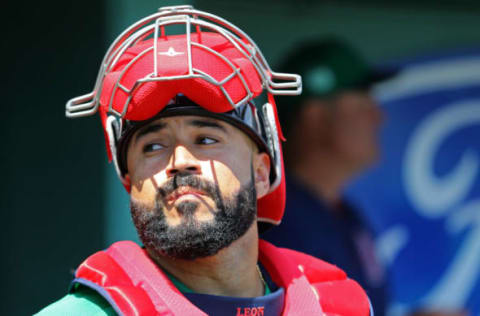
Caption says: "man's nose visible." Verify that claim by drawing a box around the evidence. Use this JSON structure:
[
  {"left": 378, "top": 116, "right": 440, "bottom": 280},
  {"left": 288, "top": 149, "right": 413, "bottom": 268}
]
[{"left": 166, "top": 145, "right": 201, "bottom": 177}]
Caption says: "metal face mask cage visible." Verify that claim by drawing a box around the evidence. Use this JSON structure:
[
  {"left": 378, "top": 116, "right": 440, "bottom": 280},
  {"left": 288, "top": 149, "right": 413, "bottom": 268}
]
[{"left": 65, "top": 5, "right": 301, "bottom": 194}]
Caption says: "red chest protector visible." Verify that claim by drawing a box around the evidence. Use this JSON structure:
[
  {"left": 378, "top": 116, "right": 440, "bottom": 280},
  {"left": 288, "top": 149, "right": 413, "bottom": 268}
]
[{"left": 72, "top": 240, "right": 371, "bottom": 316}]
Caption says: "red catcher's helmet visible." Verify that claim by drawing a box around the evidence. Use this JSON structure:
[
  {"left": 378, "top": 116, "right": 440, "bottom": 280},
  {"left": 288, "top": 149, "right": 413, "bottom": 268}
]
[{"left": 66, "top": 5, "right": 301, "bottom": 227}]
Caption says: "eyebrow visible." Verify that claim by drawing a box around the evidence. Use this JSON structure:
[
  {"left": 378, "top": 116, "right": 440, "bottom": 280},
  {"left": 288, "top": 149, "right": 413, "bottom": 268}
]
[
  {"left": 134, "top": 122, "right": 167, "bottom": 142},
  {"left": 188, "top": 118, "right": 227, "bottom": 132}
]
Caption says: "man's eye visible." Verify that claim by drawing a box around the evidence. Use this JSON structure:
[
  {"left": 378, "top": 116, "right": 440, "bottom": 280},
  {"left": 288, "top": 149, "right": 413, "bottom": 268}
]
[
  {"left": 197, "top": 137, "right": 218, "bottom": 145},
  {"left": 143, "top": 143, "right": 164, "bottom": 153}
]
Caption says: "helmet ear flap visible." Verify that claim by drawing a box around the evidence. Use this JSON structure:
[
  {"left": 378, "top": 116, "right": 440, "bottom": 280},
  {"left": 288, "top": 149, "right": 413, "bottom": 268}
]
[{"left": 256, "top": 93, "right": 287, "bottom": 228}]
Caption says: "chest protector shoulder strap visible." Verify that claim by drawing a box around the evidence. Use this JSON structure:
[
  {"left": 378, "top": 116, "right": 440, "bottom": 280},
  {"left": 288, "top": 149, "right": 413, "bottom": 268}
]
[
  {"left": 259, "top": 239, "right": 371, "bottom": 316},
  {"left": 72, "top": 241, "right": 207, "bottom": 316}
]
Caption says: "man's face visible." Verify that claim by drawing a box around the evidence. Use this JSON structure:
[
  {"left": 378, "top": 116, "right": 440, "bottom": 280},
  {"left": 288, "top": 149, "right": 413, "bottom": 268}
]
[
  {"left": 125, "top": 115, "right": 270, "bottom": 260},
  {"left": 332, "top": 90, "right": 383, "bottom": 170}
]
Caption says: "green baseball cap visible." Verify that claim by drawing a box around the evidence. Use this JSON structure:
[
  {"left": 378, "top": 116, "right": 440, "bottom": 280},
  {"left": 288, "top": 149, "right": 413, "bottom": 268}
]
[{"left": 276, "top": 37, "right": 396, "bottom": 134}]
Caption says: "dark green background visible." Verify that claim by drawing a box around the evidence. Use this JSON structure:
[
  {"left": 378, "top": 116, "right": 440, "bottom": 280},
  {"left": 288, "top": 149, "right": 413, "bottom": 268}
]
[
  {"left": 2, "top": 1, "right": 106, "bottom": 314},
  {"left": 2, "top": 1, "right": 479, "bottom": 314}
]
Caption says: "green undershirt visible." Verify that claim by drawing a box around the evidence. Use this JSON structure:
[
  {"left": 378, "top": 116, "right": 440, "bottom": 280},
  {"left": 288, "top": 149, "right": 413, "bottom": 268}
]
[{"left": 35, "top": 266, "right": 271, "bottom": 315}]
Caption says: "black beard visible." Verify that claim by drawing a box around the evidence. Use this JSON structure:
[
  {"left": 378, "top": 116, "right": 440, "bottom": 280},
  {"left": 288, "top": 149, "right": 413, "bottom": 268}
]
[{"left": 130, "top": 172, "right": 257, "bottom": 260}]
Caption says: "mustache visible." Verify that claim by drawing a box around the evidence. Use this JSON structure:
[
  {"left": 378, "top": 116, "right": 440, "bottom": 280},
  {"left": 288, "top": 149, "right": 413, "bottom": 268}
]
[{"left": 157, "top": 172, "right": 220, "bottom": 201}]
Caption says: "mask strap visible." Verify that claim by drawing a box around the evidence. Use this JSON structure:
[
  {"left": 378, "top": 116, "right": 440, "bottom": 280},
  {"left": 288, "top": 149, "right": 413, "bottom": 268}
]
[
  {"left": 105, "top": 116, "right": 130, "bottom": 188},
  {"left": 267, "top": 93, "right": 285, "bottom": 141}
]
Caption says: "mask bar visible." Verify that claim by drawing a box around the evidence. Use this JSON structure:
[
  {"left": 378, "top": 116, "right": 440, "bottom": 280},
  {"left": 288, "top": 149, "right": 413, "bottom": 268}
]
[{"left": 66, "top": 5, "right": 301, "bottom": 119}]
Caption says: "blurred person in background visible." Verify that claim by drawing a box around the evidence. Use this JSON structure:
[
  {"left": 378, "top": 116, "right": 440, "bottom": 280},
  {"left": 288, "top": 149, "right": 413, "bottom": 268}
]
[{"left": 263, "top": 38, "right": 467, "bottom": 316}]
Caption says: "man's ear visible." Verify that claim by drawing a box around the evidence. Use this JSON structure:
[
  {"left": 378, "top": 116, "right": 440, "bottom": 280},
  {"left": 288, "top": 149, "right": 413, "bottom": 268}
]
[{"left": 253, "top": 152, "right": 271, "bottom": 199}]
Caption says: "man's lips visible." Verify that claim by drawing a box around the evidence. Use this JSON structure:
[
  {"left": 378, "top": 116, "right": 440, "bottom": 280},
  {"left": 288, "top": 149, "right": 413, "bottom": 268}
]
[{"left": 166, "top": 187, "right": 207, "bottom": 202}]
